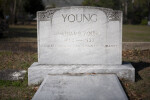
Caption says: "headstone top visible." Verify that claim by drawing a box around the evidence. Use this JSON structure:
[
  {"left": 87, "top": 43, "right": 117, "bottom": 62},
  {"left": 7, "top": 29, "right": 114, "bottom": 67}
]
[{"left": 37, "top": 6, "right": 122, "bottom": 21}]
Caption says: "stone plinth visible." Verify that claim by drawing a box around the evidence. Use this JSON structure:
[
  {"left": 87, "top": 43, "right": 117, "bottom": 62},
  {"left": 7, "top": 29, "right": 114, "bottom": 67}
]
[{"left": 28, "top": 62, "right": 134, "bottom": 85}]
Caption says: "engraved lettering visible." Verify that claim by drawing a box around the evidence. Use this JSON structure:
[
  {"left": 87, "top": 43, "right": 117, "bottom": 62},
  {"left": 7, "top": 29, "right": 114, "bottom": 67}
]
[
  {"left": 62, "top": 14, "right": 97, "bottom": 22},
  {"left": 83, "top": 14, "right": 90, "bottom": 22},
  {"left": 76, "top": 14, "right": 82, "bottom": 22},
  {"left": 62, "top": 14, "right": 67, "bottom": 22},
  {"left": 90, "top": 14, "right": 97, "bottom": 22},
  {"left": 68, "top": 14, "right": 75, "bottom": 22}
]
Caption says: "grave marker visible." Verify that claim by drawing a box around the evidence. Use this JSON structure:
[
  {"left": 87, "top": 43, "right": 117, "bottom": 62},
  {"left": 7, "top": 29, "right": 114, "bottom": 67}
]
[
  {"left": 37, "top": 7, "right": 122, "bottom": 64},
  {"left": 28, "top": 7, "right": 134, "bottom": 99}
]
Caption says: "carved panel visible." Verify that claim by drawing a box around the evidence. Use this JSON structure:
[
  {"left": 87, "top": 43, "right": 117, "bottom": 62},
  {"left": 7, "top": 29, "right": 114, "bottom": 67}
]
[
  {"left": 38, "top": 9, "right": 60, "bottom": 21},
  {"left": 37, "top": 7, "right": 122, "bottom": 22},
  {"left": 101, "top": 8, "right": 122, "bottom": 22}
]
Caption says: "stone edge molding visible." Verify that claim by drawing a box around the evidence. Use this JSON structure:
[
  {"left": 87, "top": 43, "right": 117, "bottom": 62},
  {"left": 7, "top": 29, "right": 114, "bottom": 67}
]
[
  {"left": 28, "top": 62, "right": 135, "bottom": 85},
  {"left": 37, "top": 6, "right": 122, "bottom": 22}
]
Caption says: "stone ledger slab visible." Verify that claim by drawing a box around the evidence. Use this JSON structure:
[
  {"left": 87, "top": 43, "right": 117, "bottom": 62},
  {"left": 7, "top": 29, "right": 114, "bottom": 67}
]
[
  {"left": 32, "top": 74, "right": 128, "bottom": 100},
  {"left": 28, "top": 62, "right": 135, "bottom": 85}
]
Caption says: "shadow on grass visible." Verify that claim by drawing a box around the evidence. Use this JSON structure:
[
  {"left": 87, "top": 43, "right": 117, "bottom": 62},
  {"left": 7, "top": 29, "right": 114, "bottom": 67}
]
[
  {"left": 0, "top": 42, "right": 37, "bottom": 52},
  {"left": 4, "top": 27, "right": 37, "bottom": 38},
  {"left": 131, "top": 61, "right": 150, "bottom": 81},
  {"left": 120, "top": 61, "right": 150, "bottom": 100}
]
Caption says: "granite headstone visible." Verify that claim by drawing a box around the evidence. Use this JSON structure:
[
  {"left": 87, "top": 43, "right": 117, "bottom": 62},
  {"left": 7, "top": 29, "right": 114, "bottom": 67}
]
[
  {"left": 37, "top": 6, "right": 122, "bottom": 64},
  {"left": 28, "top": 6, "right": 134, "bottom": 86}
]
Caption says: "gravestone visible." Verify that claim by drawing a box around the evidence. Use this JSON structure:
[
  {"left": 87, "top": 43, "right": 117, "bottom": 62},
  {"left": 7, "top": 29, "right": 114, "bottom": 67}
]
[
  {"left": 38, "top": 7, "right": 122, "bottom": 64},
  {"left": 28, "top": 6, "right": 135, "bottom": 100},
  {"left": 28, "top": 7, "right": 134, "bottom": 85}
]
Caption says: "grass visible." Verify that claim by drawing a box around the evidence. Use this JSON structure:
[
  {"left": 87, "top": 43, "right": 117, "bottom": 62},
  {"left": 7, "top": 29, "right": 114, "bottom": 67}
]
[
  {"left": 0, "top": 73, "right": 36, "bottom": 100},
  {"left": 122, "top": 49, "right": 150, "bottom": 100},
  {"left": 1, "top": 25, "right": 37, "bottom": 42},
  {"left": 0, "top": 51, "right": 37, "bottom": 70},
  {"left": 123, "top": 25, "right": 150, "bottom": 42},
  {"left": 0, "top": 50, "right": 150, "bottom": 100},
  {"left": 0, "top": 51, "right": 38, "bottom": 100},
  {"left": 0, "top": 24, "right": 150, "bottom": 42}
]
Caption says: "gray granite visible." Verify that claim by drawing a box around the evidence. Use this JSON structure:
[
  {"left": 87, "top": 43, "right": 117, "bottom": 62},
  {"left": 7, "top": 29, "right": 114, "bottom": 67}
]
[
  {"left": 32, "top": 74, "right": 128, "bottom": 100},
  {"left": 37, "top": 6, "right": 122, "bottom": 64},
  {"left": 28, "top": 62, "right": 135, "bottom": 85}
]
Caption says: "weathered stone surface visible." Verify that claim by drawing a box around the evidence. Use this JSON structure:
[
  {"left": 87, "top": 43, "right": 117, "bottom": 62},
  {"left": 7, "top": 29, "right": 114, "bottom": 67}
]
[
  {"left": 37, "top": 6, "right": 122, "bottom": 64},
  {"left": 32, "top": 74, "right": 128, "bottom": 100},
  {"left": 0, "top": 69, "right": 26, "bottom": 80},
  {"left": 28, "top": 62, "right": 135, "bottom": 85},
  {"left": 148, "top": 21, "right": 150, "bottom": 25}
]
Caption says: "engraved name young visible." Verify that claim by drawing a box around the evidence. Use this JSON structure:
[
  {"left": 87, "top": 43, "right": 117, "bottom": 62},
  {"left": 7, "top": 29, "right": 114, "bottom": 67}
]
[
  {"left": 62, "top": 14, "right": 97, "bottom": 22},
  {"left": 37, "top": 7, "right": 122, "bottom": 64}
]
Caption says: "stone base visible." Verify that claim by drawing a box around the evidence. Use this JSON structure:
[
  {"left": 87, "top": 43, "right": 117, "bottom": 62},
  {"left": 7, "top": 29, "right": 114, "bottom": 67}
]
[
  {"left": 28, "top": 62, "right": 135, "bottom": 85},
  {"left": 32, "top": 74, "right": 128, "bottom": 100},
  {"left": 148, "top": 21, "right": 150, "bottom": 26}
]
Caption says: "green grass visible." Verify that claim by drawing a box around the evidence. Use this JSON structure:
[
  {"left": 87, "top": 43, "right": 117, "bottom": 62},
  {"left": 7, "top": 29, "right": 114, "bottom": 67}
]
[
  {"left": 123, "top": 25, "right": 150, "bottom": 42},
  {"left": 0, "top": 51, "right": 37, "bottom": 70},
  {"left": 0, "top": 24, "right": 150, "bottom": 42},
  {"left": 0, "top": 51, "right": 37, "bottom": 100},
  {"left": 0, "top": 74, "right": 36, "bottom": 100}
]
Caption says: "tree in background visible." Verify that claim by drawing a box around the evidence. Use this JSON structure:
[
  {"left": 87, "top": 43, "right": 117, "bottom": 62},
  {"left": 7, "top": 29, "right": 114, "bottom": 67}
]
[
  {"left": 126, "top": 0, "right": 150, "bottom": 24},
  {"left": 82, "top": 0, "right": 121, "bottom": 10},
  {"left": 0, "top": 0, "right": 44, "bottom": 25},
  {"left": 0, "top": 0, "right": 25, "bottom": 24},
  {"left": 82, "top": 0, "right": 150, "bottom": 25},
  {"left": 148, "top": 1, "right": 150, "bottom": 25},
  {"left": 24, "top": 0, "right": 44, "bottom": 17},
  {"left": 0, "top": 0, "right": 4, "bottom": 19}
]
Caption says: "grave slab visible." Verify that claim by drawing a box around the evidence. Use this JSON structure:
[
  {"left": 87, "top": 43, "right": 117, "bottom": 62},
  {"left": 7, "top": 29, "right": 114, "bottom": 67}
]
[
  {"left": 32, "top": 74, "right": 128, "bottom": 100},
  {"left": 28, "top": 62, "right": 135, "bottom": 85}
]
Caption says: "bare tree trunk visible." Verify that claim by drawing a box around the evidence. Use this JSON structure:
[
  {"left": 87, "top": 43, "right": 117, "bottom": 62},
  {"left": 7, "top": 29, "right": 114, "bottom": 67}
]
[
  {"left": 125, "top": 1, "right": 128, "bottom": 17},
  {"left": 123, "top": 0, "right": 128, "bottom": 23},
  {"left": 3, "top": 0, "right": 7, "bottom": 19},
  {"left": 148, "top": 2, "right": 150, "bottom": 25},
  {"left": 12, "top": 0, "right": 17, "bottom": 25}
]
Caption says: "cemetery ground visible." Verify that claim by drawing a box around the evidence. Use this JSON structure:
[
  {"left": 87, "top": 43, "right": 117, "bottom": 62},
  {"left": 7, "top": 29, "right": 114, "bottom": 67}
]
[
  {"left": 0, "top": 25, "right": 150, "bottom": 100},
  {"left": 0, "top": 50, "right": 150, "bottom": 100}
]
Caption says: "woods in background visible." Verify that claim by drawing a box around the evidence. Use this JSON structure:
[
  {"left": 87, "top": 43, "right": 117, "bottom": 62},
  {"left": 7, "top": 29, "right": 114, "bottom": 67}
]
[
  {"left": 82, "top": 0, "right": 150, "bottom": 24},
  {"left": 0, "top": 0, "right": 44, "bottom": 25},
  {"left": 0, "top": 0, "right": 150, "bottom": 25}
]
